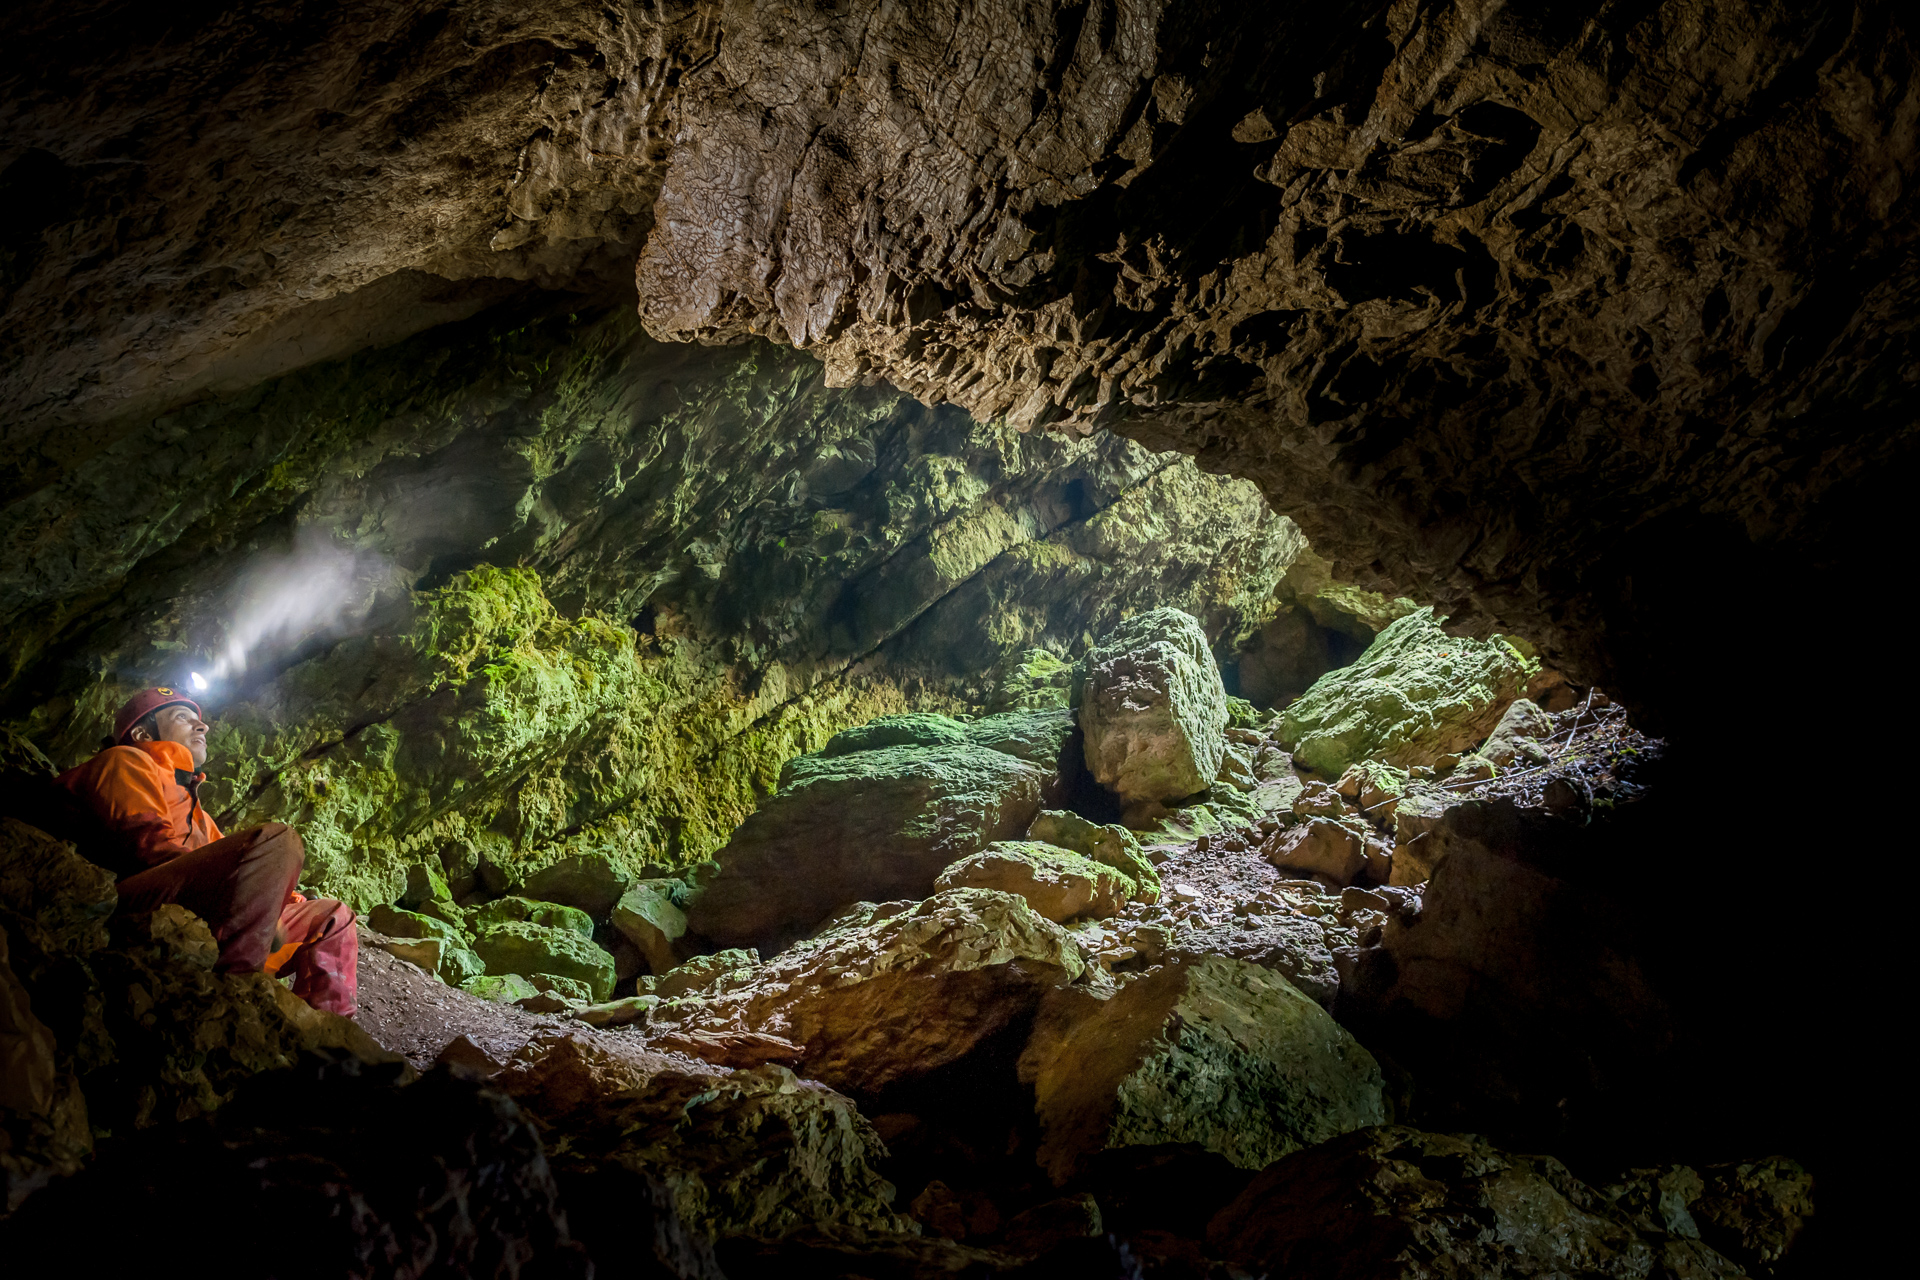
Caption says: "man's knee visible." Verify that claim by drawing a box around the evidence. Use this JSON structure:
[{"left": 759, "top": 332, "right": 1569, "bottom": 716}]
[{"left": 244, "top": 822, "right": 304, "bottom": 865}]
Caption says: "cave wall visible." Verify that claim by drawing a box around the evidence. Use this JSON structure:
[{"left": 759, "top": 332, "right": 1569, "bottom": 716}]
[
  {"left": 3, "top": 292, "right": 1341, "bottom": 908},
  {"left": 7, "top": 0, "right": 1915, "bottom": 718}
]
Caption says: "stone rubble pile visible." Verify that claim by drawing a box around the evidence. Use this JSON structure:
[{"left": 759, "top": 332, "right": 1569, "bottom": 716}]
[{"left": 2, "top": 609, "right": 1798, "bottom": 1277}]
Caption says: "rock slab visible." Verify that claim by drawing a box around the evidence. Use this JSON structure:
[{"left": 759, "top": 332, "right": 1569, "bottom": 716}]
[
  {"left": 685, "top": 743, "right": 1043, "bottom": 954},
  {"left": 1077, "top": 608, "right": 1229, "bottom": 804},
  {"left": 1280, "top": 610, "right": 1535, "bottom": 777},
  {"left": 1019, "top": 956, "right": 1384, "bottom": 1182}
]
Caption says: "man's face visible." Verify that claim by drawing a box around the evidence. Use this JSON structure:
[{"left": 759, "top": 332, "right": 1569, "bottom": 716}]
[{"left": 138, "top": 703, "right": 210, "bottom": 769}]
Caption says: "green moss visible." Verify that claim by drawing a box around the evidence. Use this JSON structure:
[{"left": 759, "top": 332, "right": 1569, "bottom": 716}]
[{"left": 1279, "top": 610, "right": 1539, "bottom": 776}]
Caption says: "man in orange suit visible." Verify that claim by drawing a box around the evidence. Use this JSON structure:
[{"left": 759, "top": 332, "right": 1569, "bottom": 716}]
[{"left": 57, "top": 688, "right": 357, "bottom": 1015}]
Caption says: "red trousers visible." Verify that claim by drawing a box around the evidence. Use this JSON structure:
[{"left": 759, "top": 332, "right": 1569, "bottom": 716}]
[{"left": 116, "top": 823, "right": 357, "bottom": 1016}]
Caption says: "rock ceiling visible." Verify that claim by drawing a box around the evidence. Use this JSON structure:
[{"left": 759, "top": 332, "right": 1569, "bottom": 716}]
[{"left": 3, "top": 0, "right": 1916, "bottom": 715}]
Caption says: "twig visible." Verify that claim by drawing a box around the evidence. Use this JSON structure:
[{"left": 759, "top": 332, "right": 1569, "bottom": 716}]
[{"left": 1560, "top": 688, "right": 1596, "bottom": 753}]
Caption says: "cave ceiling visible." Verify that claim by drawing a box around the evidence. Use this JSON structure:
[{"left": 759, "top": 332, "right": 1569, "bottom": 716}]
[{"left": 3, "top": 0, "right": 1916, "bottom": 717}]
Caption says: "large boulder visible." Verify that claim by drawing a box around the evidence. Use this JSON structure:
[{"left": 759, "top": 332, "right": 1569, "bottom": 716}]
[
  {"left": 684, "top": 743, "right": 1044, "bottom": 953},
  {"left": 821, "top": 712, "right": 970, "bottom": 755},
  {"left": 1018, "top": 956, "right": 1385, "bottom": 1182},
  {"left": 935, "top": 842, "right": 1134, "bottom": 923},
  {"left": 664, "top": 888, "right": 1083, "bottom": 1095},
  {"left": 1028, "top": 809, "right": 1160, "bottom": 902},
  {"left": 1076, "top": 609, "right": 1228, "bottom": 805},
  {"left": 1207, "top": 1127, "right": 1747, "bottom": 1279},
  {"left": 518, "top": 854, "right": 634, "bottom": 919},
  {"left": 470, "top": 896, "right": 595, "bottom": 939},
  {"left": 471, "top": 921, "right": 617, "bottom": 1002},
  {"left": 1278, "top": 610, "right": 1536, "bottom": 777},
  {"left": 1339, "top": 799, "right": 1675, "bottom": 1141},
  {"left": 496, "top": 1034, "right": 912, "bottom": 1246},
  {"left": 612, "top": 881, "right": 688, "bottom": 974},
  {"left": 962, "top": 709, "right": 1084, "bottom": 807}
]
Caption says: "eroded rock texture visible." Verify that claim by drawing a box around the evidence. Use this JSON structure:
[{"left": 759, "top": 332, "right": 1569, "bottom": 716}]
[
  {"left": 631, "top": 0, "right": 1920, "bottom": 706},
  {"left": 8, "top": 1, "right": 1914, "bottom": 713}
]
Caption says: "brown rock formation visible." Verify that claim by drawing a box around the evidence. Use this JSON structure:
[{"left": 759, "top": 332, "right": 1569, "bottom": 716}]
[{"left": 7, "top": 2, "right": 1914, "bottom": 711}]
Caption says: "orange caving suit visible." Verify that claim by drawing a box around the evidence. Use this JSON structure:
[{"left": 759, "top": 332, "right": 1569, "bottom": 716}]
[{"left": 58, "top": 740, "right": 357, "bottom": 1015}]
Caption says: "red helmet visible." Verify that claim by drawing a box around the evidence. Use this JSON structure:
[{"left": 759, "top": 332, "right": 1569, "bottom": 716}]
[{"left": 112, "top": 688, "right": 203, "bottom": 744}]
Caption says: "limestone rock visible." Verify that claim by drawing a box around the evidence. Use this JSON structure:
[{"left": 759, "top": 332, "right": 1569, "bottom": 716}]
[
  {"left": 667, "top": 888, "right": 1082, "bottom": 1096},
  {"left": 821, "top": 712, "right": 970, "bottom": 755},
  {"left": 0, "top": 816, "right": 116, "bottom": 955},
  {"left": 369, "top": 933, "right": 483, "bottom": 987},
  {"left": 612, "top": 881, "right": 688, "bottom": 974},
  {"left": 472, "top": 921, "right": 616, "bottom": 1002},
  {"left": 1280, "top": 611, "right": 1536, "bottom": 777},
  {"left": 1481, "top": 698, "right": 1555, "bottom": 768},
  {"left": 1340, "top": 799, "right": 1674, "bottom": 1139},
  {"left": 1019, "top": 956, "right": 1384, "bottom": 1182},
  {"left": 1028, "top": 809, "right": 1160, "bottom": 903},
  {"left": 1077, "top": 609, "right": 1229, "bottom": 804},
  {"left": 935, "top": 842, "right": 1133, "bottom": 923},
  {"left": 963, "top": 709, "right": 1083, "bottom": 806},
  {"left": 368, "top": 904, "right": 469, "bottom": 947},
  {"left": 519, "top": 854, "right": 633, "bottom": 920},
  {"left": 6, "top": 1054, "right": 594, "bottom": 1277},
  {"left": 462, "top": 973, "right": 541, "bottom": 1005},
  {"left": 497, "top": 1035, "right": 911, "bottom": 1245},
  {"left": 1692, "top": 1158, "right": 1815, "bottom": 1278},
  {"left": 987, "top": 649, "right": 1075, "bottom": 712},
  {"left": 1207, "top": 1127, "right": 1746, "bottom": 1279},
  {"left": 398, "top": 860, "right": 453, "bottom": 910},
  {"left": 647, "top": 949, "right": 762, "bottom": 1001},
  {"left": 1267, "top": 819, "right": 1369, "bottom": 886},
  {"left": 685, "top": 743, "right": 1043, "bottom": 953},
  {"left": 472, "top": 896, "right": 595, "bottom": 939}
]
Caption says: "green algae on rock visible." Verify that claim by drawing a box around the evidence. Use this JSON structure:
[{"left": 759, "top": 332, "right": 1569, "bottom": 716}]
[
  {"left": 1019, "top": 956, "right": 1385, "bottom": 1182},
  {"left": 1026, "top": 809, "right": 1160, "bottom": 903},
  {"left": 935, "top": 841, "right": 1136, "bottom": 923},
  {"left": 469, "top": 896, "right": 595, "bottom": 940},
  {"left": 820, "top": 713, "right": 970, "bottom": 756},
  {"left": 519, "top": 854, "right": 633, "bottom": 918},
  {"left": 659, "top": 888, "right": 1084, "bottom": 1096},
  {"left": 1279, "top": 610, "right": 1538, "bottom": 778},
  {"left": 685, "top": 742, "right": 1044, "bottom": 953},
  {"left": 1078, "top": 609, "right": 1230, "bottom": 805},
  {"left": 471, "top": 920, "right": 616, "bottom": 1002},
  {"left": 612, "top": 880, "right": 688, "bottom": 975}
]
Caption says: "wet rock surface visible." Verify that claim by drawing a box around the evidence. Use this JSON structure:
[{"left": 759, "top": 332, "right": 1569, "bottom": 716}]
[{"left": 685, "top": 742, "right": 1045, "bottom": 954}]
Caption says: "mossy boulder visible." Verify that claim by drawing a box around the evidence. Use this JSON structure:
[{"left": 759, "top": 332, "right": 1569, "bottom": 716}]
[
  {"left": 820, "top": 713, "right": 970, "bottom": 756},
  {"left": 397, "top": 861, "right": 452, "bottom": 910},
  {"left": 461, "top": 973, "right": 541, "bottom": 1004},
  {"left": 612, "top": 880, "right": 688, "bottom": 974},
  {"left": 469, "top": 897, "right": 594, "bottom": 939},
  {"left": 1279, "top": 609, "right": 1538, "bottom": 777},
  {"left": 1028, "top": 809, "right": 1160, "bottom": 903},
  {"left": 685, "top": 743, "right": 1045, "bottom": 954},
  {"left": 471, "top": 921, "right": 616, "bottom": 1002},
  {"left": 1077, "top": 609, "right": 1229, "bottom": 804},
  {"left": 519, "top": 854, "right": 633, "bottom": 919},
  {"left": 663, "top": 888, "right": 1084, "bottom": 1095},
  {"left": 1481, "top": 697, "right": 1555, "bottom": 768},
  {"left": 1019, "top": 956, "right": 1386, "bottom": 1182},
  {"left": 987, "top": 648, "right": 1076, "bottom": 712},
  {"left": 935, "top": 841, "right": 1135, "bottom": 923},
  {"left": 964, "top": 709, "right": 1083, "bottom": 806},
  {"left": 367, "top": 904, "right": 469, "bottom": 947}
]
